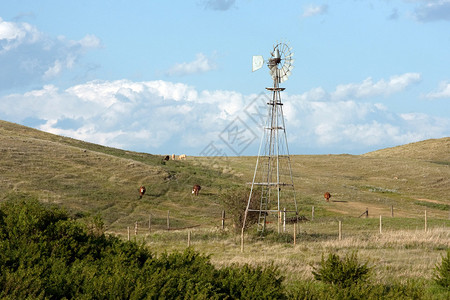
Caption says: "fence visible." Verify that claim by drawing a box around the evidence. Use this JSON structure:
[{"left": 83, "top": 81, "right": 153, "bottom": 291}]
[{"left": 121, "top": 206, "right": 449, "bottom": 251}]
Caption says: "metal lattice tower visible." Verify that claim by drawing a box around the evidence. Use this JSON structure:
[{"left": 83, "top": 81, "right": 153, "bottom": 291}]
[{"left": 243, "top": 42, "right": 297, "bottom": 233}]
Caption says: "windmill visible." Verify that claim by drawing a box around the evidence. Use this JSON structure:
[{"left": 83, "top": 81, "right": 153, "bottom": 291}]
[{"left": 243, "top": 42, "right": 297, "bottom": 234}]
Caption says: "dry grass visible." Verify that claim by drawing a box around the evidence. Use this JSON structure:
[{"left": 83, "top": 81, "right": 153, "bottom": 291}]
[
  {"left": 1, "top": 120, "right": 449, "bottom": 288},
  {"left": 131, "top": 226, "right": 449, "bottom": 286}
]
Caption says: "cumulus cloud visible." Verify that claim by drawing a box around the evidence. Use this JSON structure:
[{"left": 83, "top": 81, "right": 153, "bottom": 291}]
[
  {"left": 166, "top": 53, "right": 217, "bottom": 76},
  {"left": 0, "top": 76, "right": 448, "bottom": 155},
  {"left": 425, "top": 81, "right": 450, "bottom": 99},
  {"left": 292, "top": 73, "right": 422, "bottom": 103},
  {"left": 282, "top": 93, "right": 448, "bottom": 154},
  {"left": 302, "top": 4, "right": 328, "bottom": 18},
  {"left": 331, "top": 73, "right": 421, "bottom": 100},
  {"left": 0, "top": 79, "right": 242, "bottom": 153},
  {"left": 413, "top": 0, "right": 450, "bottom": 22},
  {"left": 0, "top": 18, "right": 101, "bottom": 91},
  {"left": 203, "top": 0, "right": 235, "bottom": 11}
]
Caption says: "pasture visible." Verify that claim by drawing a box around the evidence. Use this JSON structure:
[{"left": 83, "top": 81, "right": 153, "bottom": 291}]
[{"left": 0, "top": 120, "right": 449, "bottom": 296}]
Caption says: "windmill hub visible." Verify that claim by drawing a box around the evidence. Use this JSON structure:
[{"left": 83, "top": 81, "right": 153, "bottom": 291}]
[{"left": 268, "top": 57, "right": 281, "bottom": 67}]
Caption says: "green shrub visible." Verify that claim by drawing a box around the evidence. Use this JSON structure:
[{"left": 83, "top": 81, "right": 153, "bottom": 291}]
[
  {"left": 434, "top": 249, "right": 450, "bottom": 289},
  {"left": 218, "top": 264, "right": 285, "bottom": 299},
  {"left": 312, "top": 252, "right": 371, "bottom": 288},
  {"left": 0, "top": 197, "right": 286, "bottom": 299},
  {"left": 288, "top": 280, "right": 425, "bottom": 300},
  {"left": 220, "top": 187, "right": 261, "bottom": 232}
]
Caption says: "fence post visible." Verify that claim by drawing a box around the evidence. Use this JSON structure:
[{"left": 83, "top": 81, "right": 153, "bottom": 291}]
[
  {"left": 379, "top": 215, "right": 382, "bottom": 234},
  {"left": 312, "top": 206, "right": 315, "bottom": 221},
  {"left": 221, "top": 210, "right": 225, "bottom": 230},
  {"left": 187, "top": 231, "right": 191, "bottom": 247},
  {"left": 293, "top": 222, "right": 296, "bottom": 245},
  {"left": 365, "top": 208, "right": 368, "bottom": 218},
  {"left": 283, "top": 208, "right": 286, "bottom": 233},
  {"left": 135, "top": 221, "right": 138, "bottom": 236},
  {"left": 278, "top": 211, "right": 281, "bottom": 234},
  {"left": 127, "top": 226, "right": 130, "bottom": 241},
  {"left": 240, "top": 227, "right": 244, "bottom": 253},
  {"left": 391, "top": 205, "right": 394, "bottom": 217},
  {"left": 167, "top": 210, "right": 170, "bottom": 231},
  {"left": 424, "top": 210, "right": 427, "bottom": 232},
  {"left": 338, "top": 221, "right": 342, "bottom": 241}
]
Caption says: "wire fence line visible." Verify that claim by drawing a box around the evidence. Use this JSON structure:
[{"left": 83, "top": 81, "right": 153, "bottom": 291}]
[{"left": 120, "top": 205, "right": 449, "bottom": 247}]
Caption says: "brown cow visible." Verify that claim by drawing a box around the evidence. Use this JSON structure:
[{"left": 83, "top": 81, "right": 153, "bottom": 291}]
[
  {"left": 192, "top": 184, "right": 201, "bottom": 196},
  {"left": 139, "top": 186, "right": 146, "bottom": 199},
  {"left": 324, "top": 192, "right": 331, "bottom": 202}
]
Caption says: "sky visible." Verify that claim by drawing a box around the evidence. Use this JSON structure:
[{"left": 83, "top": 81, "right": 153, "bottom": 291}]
[{"left": 0, "top": 0, "right": 449, "bottom": 156}]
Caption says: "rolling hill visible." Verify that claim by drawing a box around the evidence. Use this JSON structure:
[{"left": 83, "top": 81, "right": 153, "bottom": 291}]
[
  {"left": 1, "top": 120, "right": 449, "bottom": 234},
  {"left": 363, "top": 137, "right": 450, "bottom": 162},
  {"left": 0, "top": 120, "right": 238, "bottom": 233}
]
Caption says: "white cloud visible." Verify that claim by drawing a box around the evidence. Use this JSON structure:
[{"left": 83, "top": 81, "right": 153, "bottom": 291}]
[
  {"left": 412, "top": 0, "right": 450, "bottom": 22},
  {"left": 281, "top": 80, "right": 448, "bottom": 153},
  {"left": 166, "top": 53, "right": 217, "bottom": 76},
  {"left": 302, "top": 4, "right": 328, "bottom": 18},
  {"left": 0, "top": 79, "right": 244, "bottom": 153},
  {"left": 1, "top": 76, "right": 448, "bottom": 155},
  {"left": 0, "top": 18, "right": 101, "bottom": 91},
  {"left": 331, "top": 73, "right": 421, "bottom": 100},
  {"left": 0, "top": 17, "right": 41, "bottom": 53},
  {"left": 425, "top": 81, "right": 450, "bottom": 99},
  {"left": 77, "top": 34, "right": 101, "bottom": 49}
]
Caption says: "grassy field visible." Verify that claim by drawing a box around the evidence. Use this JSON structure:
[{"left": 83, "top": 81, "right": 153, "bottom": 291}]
[{"left": 0, "top": 120, "right": 449, "bottom": 291}]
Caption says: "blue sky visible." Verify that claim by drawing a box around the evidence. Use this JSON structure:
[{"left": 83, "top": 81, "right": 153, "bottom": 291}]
[{"left": 0, "top": 0, "right": 449, "bottom": 156}]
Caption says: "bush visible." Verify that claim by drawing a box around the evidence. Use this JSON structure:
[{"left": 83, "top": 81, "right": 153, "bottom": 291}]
[
  {"left": 0, "top": 197, "right": 286, "bottom": 299},
  {"left": 218, "top": 264, "right": 285, "bottom": 299},
  {"left": 288, "top": 280, "right": 426, "bottom": 300},
  {"left": 312, "top": 252, "right": 371, "bottom": 288},
  {"left": 434, "top": 249, "right": 450, "bottom": 289},
  {"left": 220, "top": 187, "right": 261, "bottom": 232}
]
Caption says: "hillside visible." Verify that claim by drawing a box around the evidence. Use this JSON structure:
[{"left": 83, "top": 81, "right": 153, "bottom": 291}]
[
  {"left": 363, "top": 137, "right": 450, "bottom": 162},
  {"left": 0, "top": 120, "right": 238, "bottom": 232},
  {"left": 1, "top": 120, "right": 449, "bottom": 234}
]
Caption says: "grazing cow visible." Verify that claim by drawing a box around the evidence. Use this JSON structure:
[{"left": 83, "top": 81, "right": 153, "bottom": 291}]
[
  {"left": 139, "top": 186, "right": 146, "bottom": 199},
  {"left": 192, "top": 184, "right": 201, "bottom": 196},
  {"left": 171, "top": 154, "right": 175, "bottom": 160},
  {"left": 178, "top": 154, "right": 186, "bottom": 160},
  {"left": 324, "top": 192, "right": 331, "bottom": 202},
  {"left": 163, "top": 155, "right": 170, "bottom": 161}
]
